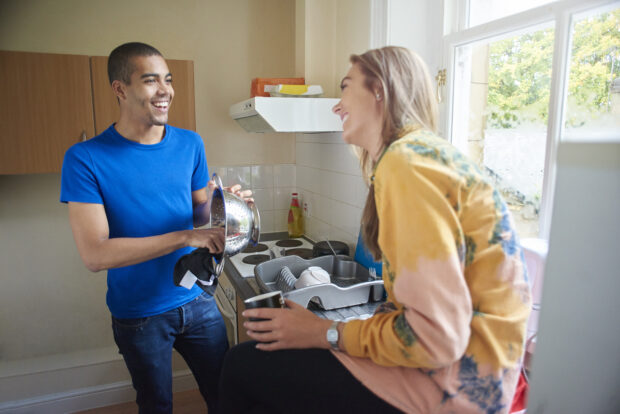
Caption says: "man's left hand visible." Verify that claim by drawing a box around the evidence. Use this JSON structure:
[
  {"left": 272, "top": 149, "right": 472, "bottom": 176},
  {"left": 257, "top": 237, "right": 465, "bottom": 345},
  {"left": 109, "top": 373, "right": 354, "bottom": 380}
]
[{"left": 225, "top": 184, "right": 253, "bottom": 203}]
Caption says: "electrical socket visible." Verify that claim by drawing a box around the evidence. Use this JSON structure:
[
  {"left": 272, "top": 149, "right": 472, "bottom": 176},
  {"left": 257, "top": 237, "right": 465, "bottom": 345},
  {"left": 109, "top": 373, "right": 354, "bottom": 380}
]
[{"left": 302, "top": 201, "right": 311, "bottom": 218}]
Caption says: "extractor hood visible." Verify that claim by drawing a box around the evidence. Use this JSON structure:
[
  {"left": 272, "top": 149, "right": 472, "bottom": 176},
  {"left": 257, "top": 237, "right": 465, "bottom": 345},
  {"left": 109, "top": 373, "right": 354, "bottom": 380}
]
[{"left": 229, "top": 97, "right": 343, "bottom": 133}]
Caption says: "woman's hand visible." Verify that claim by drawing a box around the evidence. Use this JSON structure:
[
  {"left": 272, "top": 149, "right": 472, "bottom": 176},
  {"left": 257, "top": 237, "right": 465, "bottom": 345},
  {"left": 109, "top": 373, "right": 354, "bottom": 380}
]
[{"left": 242, "top": 299, "right": 333, "bottom": 351}]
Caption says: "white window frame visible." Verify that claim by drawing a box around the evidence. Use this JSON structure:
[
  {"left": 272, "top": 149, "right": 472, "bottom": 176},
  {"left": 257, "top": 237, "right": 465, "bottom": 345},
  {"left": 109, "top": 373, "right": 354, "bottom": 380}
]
[{"left": 441, "top": 0, "right": 618, "bottom": 239}]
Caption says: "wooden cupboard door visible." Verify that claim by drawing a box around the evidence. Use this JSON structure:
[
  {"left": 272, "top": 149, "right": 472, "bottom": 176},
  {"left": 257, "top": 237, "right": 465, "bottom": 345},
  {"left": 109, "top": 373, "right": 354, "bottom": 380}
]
[
  {"left": 0, "top": 51, "right": 95, "bottom": 174},
  {"left": 90, "top": 57, "right": 196, "bottom": 135},
  {"left": 167, "top": 59, "right": 196, "bottom": 132},
  {"left": 89, "top": 56, "right": 117, "bottom": 135}
]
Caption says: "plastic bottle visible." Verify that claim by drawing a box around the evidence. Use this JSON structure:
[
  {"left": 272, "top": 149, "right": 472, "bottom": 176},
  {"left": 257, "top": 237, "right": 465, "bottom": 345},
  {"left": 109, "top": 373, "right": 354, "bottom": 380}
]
[{"left": 287, "top": 193, "right": 304, "bottom": 237}]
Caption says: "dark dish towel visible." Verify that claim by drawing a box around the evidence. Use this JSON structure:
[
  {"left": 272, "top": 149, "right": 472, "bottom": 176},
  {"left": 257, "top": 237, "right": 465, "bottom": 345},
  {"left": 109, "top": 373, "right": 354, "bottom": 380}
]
[{"left": 173, "top": 248, "right": 220, "bottom": 296}]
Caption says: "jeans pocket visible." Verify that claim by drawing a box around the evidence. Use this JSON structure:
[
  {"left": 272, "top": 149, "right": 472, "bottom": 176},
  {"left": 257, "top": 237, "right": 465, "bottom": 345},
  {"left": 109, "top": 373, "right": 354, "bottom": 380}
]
[
  {"left": 112, "top": 316, "right": 151, "bottom": 330},
  {"left": 195, "top": 291, "right": 215, "bottom": 303}
]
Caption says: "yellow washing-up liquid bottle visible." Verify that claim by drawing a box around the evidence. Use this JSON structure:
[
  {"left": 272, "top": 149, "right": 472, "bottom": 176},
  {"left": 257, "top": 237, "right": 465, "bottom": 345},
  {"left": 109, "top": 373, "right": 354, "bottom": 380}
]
[{"left": 287, "top": 193, "right": 304, "bottom": 237}]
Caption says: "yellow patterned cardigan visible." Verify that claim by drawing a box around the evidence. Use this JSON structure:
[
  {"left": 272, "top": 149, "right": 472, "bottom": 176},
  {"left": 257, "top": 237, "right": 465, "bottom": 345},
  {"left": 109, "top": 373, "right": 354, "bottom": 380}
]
[{"left": 333, "top": 129, "right": 531, "bottom": 413}]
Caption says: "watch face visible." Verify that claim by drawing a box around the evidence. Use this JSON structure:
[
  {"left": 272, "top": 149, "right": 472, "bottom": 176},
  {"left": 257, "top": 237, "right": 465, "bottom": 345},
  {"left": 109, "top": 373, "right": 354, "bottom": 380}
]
[{"left": 327, "top": 329, "right": 338, "bottom": 342}]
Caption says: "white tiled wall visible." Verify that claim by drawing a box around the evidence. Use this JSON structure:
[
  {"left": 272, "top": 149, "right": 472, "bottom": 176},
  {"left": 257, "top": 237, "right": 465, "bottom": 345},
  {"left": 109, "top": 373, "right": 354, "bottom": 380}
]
[
  {"left": 210, "top": 163, "right": 296, "bottom": 233},
  {"left": 210, "top": 132, "right": 368, "bottom": 251},
  {"left": 295, "top": 132, "right": 368, "bottom": 251}
]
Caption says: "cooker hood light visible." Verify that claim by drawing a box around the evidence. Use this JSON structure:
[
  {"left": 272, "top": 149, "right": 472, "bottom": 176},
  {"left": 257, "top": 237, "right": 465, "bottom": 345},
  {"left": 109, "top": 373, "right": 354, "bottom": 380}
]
[{"left": 229, "top": 97, "right": 343, "bottom": 133}]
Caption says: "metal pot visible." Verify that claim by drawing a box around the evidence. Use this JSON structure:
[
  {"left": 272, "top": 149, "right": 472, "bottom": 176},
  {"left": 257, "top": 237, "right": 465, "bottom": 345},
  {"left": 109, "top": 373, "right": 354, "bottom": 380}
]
[
  {"left": 312, "top": 240, "right": 349, "bottom": 257},
  {"left": 209, "top": 173, "right": 260, "bottom": 275}
]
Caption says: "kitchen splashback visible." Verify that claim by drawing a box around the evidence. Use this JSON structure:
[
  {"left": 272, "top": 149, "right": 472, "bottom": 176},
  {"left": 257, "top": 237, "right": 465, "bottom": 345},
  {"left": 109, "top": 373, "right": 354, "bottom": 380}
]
[
  {"left": 210, "top": 163, "right": 295, "bottom": 233},
  {"left": 211, "top": 135, "right": 367, "bottom": 250},
  {"left": 295, "top": 132, "right": 368, "bottom": 249}
]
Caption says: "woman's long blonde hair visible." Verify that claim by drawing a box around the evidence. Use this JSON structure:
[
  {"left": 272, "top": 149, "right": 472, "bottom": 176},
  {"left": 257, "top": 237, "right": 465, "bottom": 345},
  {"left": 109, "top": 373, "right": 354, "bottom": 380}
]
[{"left": 353, "top": 46, "right": 439, "bottom": 259}]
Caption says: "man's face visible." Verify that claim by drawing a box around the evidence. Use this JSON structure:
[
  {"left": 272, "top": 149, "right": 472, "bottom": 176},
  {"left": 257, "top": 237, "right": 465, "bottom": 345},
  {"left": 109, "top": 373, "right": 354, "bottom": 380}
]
[{"left": 120, "top": 55, "right": 174, "bottom": 126}]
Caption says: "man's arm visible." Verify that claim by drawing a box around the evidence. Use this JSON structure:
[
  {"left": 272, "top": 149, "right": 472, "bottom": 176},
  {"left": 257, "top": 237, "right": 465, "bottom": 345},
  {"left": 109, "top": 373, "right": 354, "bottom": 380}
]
[
  {"left": 68, "top": 201, "right": 224, "bottom": 272},
  {"left": 192, "top": 186, "right": 211, "bottom": 228}
]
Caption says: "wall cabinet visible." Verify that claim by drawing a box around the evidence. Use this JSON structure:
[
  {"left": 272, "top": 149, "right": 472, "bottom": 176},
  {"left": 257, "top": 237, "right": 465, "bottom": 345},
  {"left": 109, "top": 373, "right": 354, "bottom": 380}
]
[
  {"left": 0, "top": 51, "right": 95, "bottom": 174},
  {"left": 0, "top": 51, "right": 195, "bottom": 174}
]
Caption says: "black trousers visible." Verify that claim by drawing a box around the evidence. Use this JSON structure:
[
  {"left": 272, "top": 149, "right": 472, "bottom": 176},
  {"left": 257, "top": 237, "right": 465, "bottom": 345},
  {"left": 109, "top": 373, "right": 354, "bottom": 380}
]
[{"left": 218, "top": 341, "right": 403, "bottom": 414}]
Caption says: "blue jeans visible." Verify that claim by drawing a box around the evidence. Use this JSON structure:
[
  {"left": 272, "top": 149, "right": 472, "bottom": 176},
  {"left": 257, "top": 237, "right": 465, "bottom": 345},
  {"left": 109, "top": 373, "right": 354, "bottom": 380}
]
[{"left": 112, "top": 292, "right": 228, "bottom": 414}]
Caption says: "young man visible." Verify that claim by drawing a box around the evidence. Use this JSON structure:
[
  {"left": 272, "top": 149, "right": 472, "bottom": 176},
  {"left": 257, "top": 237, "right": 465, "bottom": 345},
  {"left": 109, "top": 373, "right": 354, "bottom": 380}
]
[{"left": 60, "top": 42, "right": 247, "bottom": 413}]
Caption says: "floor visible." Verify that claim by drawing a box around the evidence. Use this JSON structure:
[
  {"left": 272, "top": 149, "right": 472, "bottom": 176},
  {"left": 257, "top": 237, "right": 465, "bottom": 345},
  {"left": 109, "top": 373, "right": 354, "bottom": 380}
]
[{"left": 76, "top": 389, "right": 206, "bottom": 413}]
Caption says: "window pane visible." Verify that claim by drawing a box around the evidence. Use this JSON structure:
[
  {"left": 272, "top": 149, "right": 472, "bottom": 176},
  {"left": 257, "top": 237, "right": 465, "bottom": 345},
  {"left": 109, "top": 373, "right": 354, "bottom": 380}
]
[
  {"left": 469, "top": 0, "right": 555, "bottom": 27},
  {"left": 452, "top": 27, "right": 555, "bottom": 238},
  {"left": 563, "top": 6, "right": 620, "bottom": 141}
]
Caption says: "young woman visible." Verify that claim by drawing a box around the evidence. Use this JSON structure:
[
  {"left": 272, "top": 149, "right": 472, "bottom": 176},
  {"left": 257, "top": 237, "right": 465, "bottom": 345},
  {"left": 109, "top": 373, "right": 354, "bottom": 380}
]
[{"left": 218, "top": 46, "right": 531, "bottom": 414}]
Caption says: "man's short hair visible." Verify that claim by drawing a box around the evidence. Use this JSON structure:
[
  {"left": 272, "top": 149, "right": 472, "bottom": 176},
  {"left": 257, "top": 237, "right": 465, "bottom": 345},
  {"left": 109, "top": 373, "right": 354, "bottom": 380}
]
[{"left": 107, "top": 42, "right": 163, "bottom": 85}]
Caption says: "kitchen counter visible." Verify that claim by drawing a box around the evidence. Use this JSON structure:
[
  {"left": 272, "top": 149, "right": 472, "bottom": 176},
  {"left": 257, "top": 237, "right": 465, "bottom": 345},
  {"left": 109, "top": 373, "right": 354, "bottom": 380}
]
[{"left": 223, "top": 232, "right": 382, "bottom": 322}]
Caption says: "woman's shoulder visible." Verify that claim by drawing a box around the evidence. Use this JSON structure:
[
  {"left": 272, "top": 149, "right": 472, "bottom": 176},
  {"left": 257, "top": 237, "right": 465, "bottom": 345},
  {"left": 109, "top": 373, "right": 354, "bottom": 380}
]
[
  {"left": 378, "top": 129, "right": 455, "bottom": 174},
  {"left": 389, "top": 129, "right": 457, "bottom": 163},
  {"left": 379, "top": 128, "right": 489, "bottom": 191}
]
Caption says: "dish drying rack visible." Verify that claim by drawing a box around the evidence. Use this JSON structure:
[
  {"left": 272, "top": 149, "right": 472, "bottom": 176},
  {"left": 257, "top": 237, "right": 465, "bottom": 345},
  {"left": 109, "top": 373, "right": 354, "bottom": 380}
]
[{"left": 254, "top": 255, "right": 384, "bottom": 310}]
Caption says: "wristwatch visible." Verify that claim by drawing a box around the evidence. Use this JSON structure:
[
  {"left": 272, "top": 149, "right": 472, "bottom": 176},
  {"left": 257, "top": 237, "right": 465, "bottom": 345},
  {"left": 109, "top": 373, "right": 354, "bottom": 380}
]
[{"left": 327, "top": 320, "right": 340, "bottom": 351}]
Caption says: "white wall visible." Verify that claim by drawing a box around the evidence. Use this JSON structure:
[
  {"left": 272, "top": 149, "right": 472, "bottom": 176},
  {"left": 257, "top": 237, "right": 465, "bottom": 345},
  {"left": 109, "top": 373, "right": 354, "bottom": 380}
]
[
  {"left": 387, "top": 0, "right": 443, "bottom": 73},
  {"left": 527, "top": 142, "right": 620, "bottom": 413},
  {"left": 387, "top": 0, "right": 445, "bottom": 133},
  {"left": 296, "top": 133, "right": 368, "bottom": 249}
]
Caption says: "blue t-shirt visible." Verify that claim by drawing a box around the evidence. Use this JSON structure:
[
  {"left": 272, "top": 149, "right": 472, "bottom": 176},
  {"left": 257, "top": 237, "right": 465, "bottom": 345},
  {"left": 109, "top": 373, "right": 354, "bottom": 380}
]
[{"left": 60, "top": 124, "right": 207, "bottom": 318}]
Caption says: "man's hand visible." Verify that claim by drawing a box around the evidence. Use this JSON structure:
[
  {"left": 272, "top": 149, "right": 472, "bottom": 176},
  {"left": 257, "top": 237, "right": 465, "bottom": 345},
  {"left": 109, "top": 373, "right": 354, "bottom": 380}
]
[
  {"left": 186, "top": 227, "right": 225, "bottom": 253},
  {"left": 224, "top": 183, "right": 253, "bottom": 203},
  {"left": 193, "top": 181, "right": 253, "bottom": 228}
]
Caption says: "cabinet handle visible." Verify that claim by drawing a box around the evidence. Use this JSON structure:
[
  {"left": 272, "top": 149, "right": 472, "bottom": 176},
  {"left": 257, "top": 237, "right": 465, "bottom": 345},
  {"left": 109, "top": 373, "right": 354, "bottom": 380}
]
[{"left": 80, "top": 130, "right": 87, "bottom": 142}]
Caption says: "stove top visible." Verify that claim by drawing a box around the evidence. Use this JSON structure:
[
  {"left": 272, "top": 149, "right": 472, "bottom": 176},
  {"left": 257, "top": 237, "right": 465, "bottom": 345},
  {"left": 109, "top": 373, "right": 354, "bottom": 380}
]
[
  {"left": 241, "top": 243, "right": 269, "bottom": 253},
  {"left": 284, "top": 248, "right": 313, "bottom": 260},
  {"left": 229, "top": 238, "right": 315, "bottom": 278},
  {"left": 275, "top": 239, "right": 303, "bottom": 248},
  {"left": 241, "top": 254, "right": 271, "bottom": 265}
]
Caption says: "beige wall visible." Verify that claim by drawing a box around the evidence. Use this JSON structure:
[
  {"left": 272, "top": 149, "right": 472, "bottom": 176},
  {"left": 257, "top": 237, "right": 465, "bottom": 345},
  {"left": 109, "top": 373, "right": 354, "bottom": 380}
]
[
  {"left": 299, "top": 0, "right": 371, "bottom": 98},
  {"left": 295, "top": 0, "right": 372, "bottom": 250},
  {"left": 0, "top": 0, "right": 295, "bottom": 363},
  {"left": 0, "top": 0, "right": 297, "bottom": 165}
]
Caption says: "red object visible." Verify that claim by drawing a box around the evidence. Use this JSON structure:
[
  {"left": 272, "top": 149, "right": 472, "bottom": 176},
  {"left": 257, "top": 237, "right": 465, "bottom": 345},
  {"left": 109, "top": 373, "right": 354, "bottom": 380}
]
[
  {"left": 290, "top": 192, "right": 300, "bottom": 207},
  {"left": 251, "top": 77, "right": 305, "bottom": 97},
  {"left": 509, "top": 371, "right": 529, "bottom": 412}
]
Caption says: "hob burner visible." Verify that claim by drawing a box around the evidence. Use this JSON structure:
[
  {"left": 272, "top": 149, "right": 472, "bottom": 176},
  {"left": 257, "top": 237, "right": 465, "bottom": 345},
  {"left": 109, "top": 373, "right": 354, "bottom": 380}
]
[
  {"left": 276, "top": 239, "right": 303, "bottom": 248},
  {"left": 285, "top": 248, "right": 314, "bottom": 260},
  {"left": 242, "top": 254, "right": 270, "bottom": 265},
  {"left": 241, "top": 243, "right": 268, "bottom": 253}
]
